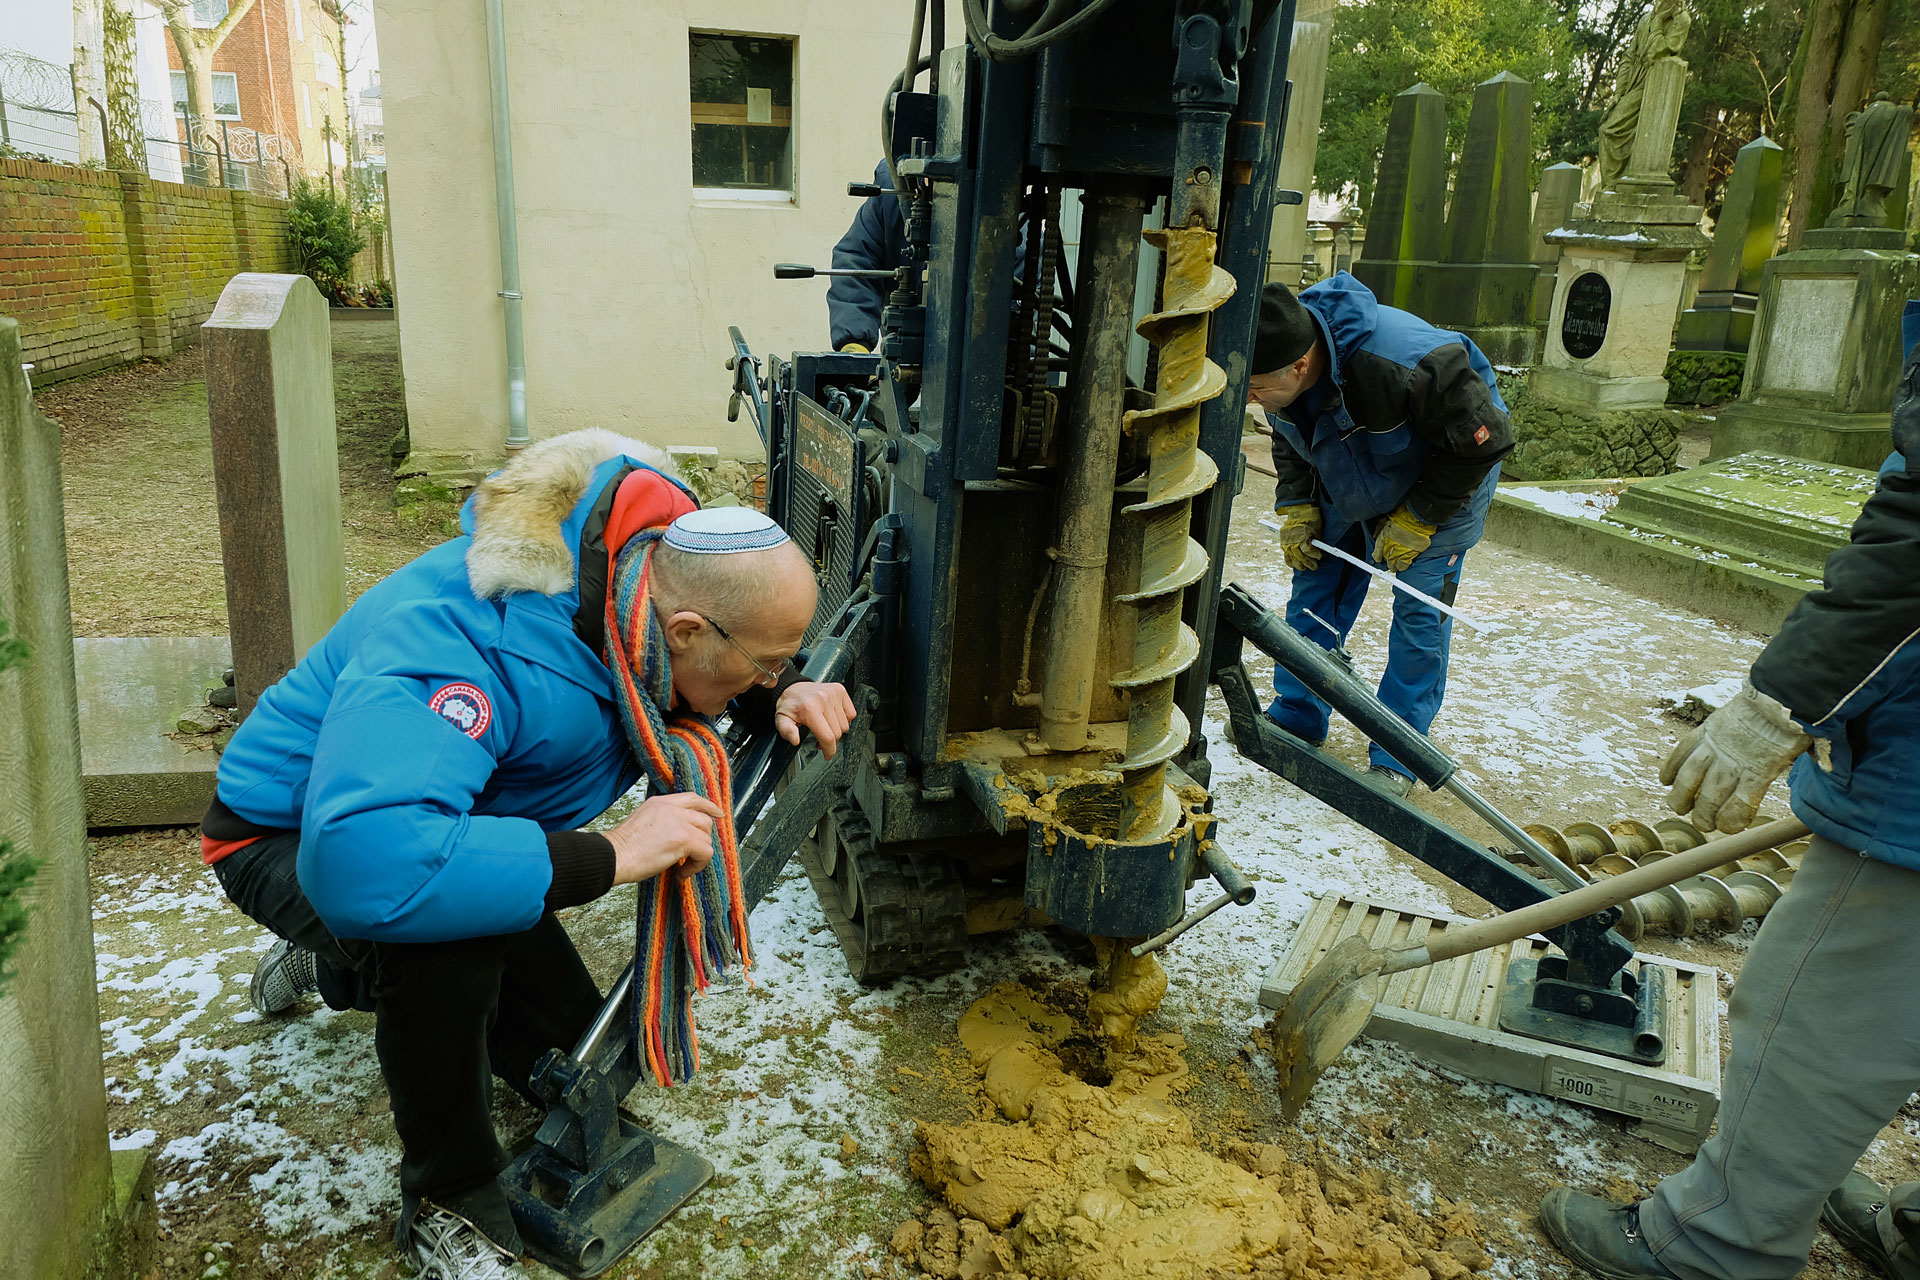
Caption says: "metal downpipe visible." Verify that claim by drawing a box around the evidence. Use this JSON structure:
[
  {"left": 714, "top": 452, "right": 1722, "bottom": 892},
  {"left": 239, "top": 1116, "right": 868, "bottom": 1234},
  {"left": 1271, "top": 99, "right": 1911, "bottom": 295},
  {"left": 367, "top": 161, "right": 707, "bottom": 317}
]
[
  {"left": 1037, "top": 192, "right": 1147, "bottom": 752},
  {"left": 483, "top": 0, "right": 529, "bottom": 452}
]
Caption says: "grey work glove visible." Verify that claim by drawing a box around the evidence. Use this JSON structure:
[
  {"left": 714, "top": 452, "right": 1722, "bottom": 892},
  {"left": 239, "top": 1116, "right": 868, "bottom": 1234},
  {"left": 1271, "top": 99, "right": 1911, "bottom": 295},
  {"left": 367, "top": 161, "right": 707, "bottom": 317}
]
[{"left": 1660, "top": 678, "right": 1829, "bottom": 834}]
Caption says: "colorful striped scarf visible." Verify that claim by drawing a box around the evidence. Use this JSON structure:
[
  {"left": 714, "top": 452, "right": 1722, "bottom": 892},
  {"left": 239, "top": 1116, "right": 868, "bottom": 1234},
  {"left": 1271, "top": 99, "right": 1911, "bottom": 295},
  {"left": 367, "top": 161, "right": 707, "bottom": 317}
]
[{"left": 604, "top": 528, "right": 753, "bottom": 1086}]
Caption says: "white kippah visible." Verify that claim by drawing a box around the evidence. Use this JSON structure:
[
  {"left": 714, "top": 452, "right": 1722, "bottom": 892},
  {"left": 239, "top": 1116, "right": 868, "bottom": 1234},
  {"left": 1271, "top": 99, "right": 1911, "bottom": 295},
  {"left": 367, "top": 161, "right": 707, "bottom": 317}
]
[{"left": 662, "top": 507, "right": 792, "bottom": 555}]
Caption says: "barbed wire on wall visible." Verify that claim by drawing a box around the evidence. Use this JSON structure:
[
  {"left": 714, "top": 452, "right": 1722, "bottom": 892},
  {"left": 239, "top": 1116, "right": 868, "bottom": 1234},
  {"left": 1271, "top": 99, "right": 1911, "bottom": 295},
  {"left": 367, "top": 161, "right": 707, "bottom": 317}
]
[{"left": 1, "top": 45, "right": 304, "bottom": 199}]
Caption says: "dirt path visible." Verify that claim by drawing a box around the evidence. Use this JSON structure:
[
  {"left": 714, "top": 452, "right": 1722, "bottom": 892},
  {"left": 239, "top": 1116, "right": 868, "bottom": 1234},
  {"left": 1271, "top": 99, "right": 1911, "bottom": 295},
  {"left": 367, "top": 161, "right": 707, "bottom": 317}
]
[
  {"left": 78, "top": 456, "right": 1909, "bottom": 1277},
  {"left": 37, "top": 316, "right": 445, "bottom": 637}
]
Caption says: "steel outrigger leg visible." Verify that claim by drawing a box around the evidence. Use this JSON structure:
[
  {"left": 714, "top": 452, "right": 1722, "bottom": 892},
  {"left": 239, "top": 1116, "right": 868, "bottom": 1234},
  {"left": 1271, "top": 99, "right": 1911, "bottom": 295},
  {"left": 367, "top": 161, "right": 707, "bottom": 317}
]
[{"left": 502, "top": 602, "right": 879, "bottom": 1277}]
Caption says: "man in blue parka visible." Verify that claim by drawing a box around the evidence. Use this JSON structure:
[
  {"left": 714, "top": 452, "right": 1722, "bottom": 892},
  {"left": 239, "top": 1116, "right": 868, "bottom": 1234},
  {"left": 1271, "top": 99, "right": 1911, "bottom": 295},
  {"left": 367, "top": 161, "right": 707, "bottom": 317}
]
[
  {"left": 202, "top": 430, "right": 855, "bottom": 1280},
  {"left": 1539, "top": 344, "right": 1920, "bottom": 1280},
  {"left": 1249, "top": 275, "right": 1514, "bottom": 794}
]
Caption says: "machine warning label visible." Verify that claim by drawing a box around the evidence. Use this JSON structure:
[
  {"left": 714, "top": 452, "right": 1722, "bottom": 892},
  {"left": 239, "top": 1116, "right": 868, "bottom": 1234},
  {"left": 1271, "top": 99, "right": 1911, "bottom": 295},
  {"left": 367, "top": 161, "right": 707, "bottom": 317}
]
[{"left": 1544, "top": 1058, "right": 1701, "bottom": 1130}]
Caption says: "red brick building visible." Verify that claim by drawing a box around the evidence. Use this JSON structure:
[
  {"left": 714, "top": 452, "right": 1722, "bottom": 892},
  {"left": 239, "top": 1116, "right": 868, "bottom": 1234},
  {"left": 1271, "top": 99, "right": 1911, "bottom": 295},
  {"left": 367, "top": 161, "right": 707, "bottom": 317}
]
[{"left": 164, "top": 0, "right": 348, "bottom": 184}]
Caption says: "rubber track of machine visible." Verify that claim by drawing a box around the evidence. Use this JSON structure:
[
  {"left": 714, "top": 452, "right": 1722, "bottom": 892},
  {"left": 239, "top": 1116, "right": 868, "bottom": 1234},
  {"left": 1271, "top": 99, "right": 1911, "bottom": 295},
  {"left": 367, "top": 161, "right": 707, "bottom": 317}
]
[
  {"left": 800, "top": 797, "right": 968, "bottom": 984},
  {"left": 1113, "top": 224, "right": 1233, "bottom": 839}
]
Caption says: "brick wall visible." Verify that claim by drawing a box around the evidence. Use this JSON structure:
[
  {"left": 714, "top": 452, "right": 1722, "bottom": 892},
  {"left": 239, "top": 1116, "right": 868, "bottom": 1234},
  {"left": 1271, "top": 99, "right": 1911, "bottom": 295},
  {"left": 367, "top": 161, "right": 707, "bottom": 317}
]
[{"left": 0, "top": 158, "right": 300, "bottom": 383}]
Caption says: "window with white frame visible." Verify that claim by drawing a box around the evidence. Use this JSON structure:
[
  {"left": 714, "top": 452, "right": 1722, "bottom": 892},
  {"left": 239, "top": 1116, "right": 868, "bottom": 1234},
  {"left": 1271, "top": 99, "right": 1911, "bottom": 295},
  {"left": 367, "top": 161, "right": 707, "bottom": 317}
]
[
  {"left": 171, "top": 71, "right": 241, "bottom": 120},
  {"left": 192, "top": 0, "right": 229, "bottom": 27},
  {"left": 300, "top": 82, "right": 313, "bottom": 129},
  {"left": 689, "top": 32, "right": 794, "bottom": 200},
  {"left": 290, "top": 0, "right": 304, "bottom": 42}
]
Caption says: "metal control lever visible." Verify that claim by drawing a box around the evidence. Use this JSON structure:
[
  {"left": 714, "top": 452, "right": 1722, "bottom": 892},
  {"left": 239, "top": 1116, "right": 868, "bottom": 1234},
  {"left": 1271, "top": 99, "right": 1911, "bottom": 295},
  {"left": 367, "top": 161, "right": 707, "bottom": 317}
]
[
  {"left": 773, "top": 262, "right": 901, "bottom": 280},
  {"left": 847, "top": 182, "right": 900, "bottom": 197}
]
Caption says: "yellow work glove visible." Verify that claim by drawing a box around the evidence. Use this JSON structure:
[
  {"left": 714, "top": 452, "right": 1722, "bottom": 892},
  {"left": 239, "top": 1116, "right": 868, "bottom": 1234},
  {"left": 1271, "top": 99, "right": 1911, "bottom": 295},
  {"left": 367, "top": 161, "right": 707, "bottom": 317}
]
[
  {"left": 1372, "top": 505, "right": 1437, "bottom": 573},
  {"left": 838, "top": 341, "right": 870, "bottom": 354},
  {"left": 1275, "top": 504, "right": 1323, "bottom": 571}
]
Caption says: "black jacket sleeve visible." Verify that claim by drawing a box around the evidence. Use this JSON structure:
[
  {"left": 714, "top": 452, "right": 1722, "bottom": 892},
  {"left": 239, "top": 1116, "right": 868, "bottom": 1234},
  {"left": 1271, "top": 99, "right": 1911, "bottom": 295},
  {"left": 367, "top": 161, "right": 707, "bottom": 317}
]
[
  {"left": 1268, "top": 415, "right": 1318, "bottom": 508},
  {"left": 1749, "top": 348, "right": 1920, "bottom": 727},
  {"left": 1400, "top": 342, "right": 1514, "bottom": 526},
  {"left": 826, "top": 163, "right": 904, "bottom": 350}
]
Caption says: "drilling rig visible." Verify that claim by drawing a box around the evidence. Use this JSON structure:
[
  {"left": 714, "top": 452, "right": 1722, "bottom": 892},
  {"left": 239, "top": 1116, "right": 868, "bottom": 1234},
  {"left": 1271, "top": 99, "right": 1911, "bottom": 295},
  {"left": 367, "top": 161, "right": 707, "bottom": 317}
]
[{"left": 730, "top": 0, "right": 1288, "bottom": 982}]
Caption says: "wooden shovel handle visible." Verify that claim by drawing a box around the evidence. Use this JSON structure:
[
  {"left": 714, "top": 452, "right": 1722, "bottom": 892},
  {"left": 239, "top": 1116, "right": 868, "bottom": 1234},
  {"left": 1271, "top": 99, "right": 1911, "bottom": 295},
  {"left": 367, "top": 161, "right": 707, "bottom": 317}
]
[{"left": 1404, "top": 816, "right": 1811, "bottom": 972}]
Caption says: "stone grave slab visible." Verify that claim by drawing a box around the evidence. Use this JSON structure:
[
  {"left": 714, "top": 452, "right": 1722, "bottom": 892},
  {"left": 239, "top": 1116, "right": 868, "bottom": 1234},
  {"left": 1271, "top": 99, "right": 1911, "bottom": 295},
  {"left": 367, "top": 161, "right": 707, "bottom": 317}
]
[
  {"left": 1609, "top": 452, "right": 1877, "bottom": 578},
  {"left": 73, "top": 636, "right": 232, "bottom": 828}
]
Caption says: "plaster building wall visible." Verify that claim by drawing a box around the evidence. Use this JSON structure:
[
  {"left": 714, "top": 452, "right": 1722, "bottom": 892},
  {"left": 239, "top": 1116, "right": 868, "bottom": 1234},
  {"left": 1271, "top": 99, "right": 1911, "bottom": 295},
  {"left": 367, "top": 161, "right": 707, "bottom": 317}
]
[{"left": 377, "top": 0, "right": 961, "bottom": 460}]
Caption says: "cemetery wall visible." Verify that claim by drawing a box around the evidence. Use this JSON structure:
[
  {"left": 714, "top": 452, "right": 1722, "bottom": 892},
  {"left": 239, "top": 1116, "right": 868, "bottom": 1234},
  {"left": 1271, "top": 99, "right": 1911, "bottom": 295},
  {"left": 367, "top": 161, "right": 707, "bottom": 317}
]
[{"left": 0, "top": 157, "right": 298, "bottom": 384}]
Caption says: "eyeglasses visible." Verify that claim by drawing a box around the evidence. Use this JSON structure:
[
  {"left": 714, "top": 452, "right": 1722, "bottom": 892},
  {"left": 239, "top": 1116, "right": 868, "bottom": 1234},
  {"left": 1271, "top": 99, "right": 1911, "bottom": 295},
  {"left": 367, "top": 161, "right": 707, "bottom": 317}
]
[{"left": 700, "top": 614, "right": 790, "bottom": 687}]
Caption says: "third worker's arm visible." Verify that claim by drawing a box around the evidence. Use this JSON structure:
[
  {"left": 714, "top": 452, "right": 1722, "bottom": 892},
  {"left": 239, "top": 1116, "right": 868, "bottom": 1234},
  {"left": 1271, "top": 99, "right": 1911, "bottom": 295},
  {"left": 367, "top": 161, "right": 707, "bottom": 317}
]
[
  {"left": 826, "top": 164, "right": 905, "bottom": 352},
  {"left": 1665, "top": 348, "right": 1920, "bottom": 832}
]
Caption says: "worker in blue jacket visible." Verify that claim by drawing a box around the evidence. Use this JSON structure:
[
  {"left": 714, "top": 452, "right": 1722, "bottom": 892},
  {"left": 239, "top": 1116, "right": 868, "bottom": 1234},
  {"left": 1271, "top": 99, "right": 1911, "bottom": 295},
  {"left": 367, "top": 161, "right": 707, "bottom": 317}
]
[
  {"left": 1249, "top": 275, "right": 1513, "bottom": 795},
  {"left": 202, "top": 430, "right": 855, "bottom": 1280},
  {"left": 827, "top": 161, "right": 905, "bottom": 353},
  {"left": 1540, "top": 344, "right": 1920, "bottom": 1280}
]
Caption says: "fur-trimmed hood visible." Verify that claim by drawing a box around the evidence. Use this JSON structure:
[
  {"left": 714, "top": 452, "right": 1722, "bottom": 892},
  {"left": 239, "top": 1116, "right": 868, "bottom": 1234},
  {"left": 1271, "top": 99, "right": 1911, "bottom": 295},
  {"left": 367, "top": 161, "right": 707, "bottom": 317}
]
[{"left": 464, "top": 429, "right": 675, "bottom": 599}]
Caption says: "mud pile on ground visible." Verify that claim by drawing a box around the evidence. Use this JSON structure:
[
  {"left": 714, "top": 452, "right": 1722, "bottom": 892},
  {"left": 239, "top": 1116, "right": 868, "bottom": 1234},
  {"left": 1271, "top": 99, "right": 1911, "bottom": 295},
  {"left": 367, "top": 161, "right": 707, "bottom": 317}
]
[{"left": 893, "top": 966, "right": 1493, "bottom": 1280}]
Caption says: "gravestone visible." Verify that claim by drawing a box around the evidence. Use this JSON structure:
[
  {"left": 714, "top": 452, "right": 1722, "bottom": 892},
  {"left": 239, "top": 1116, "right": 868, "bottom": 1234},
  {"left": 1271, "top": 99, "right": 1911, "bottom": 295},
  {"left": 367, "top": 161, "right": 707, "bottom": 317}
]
[
  {"left": 204, "top": 274, "right": 347, "bottom": 714},
  {"left": 1675, "top": 135, "right": 1783, "bottom": 353},
  {"left": 1267, "top": 0, "right": 1336, "bottom": 278},
  {"left": 1419, "top": 72, "right": 1540, "bottom": 364},
  {"left": 1516, "top": 54, "right": 1705, "bottom": 478},
  {"left": 1710, "top": 103, "right": 1920, "bottom": 467},
  {"left": 1352, "top": 83, "right": 1448, "bottom": 310},
  {"left": 0, "top": 317, "right": 155, "bottom": 1279},
  {"left": 1529, "top": 162, "right": 1585, "bottom": 324}
]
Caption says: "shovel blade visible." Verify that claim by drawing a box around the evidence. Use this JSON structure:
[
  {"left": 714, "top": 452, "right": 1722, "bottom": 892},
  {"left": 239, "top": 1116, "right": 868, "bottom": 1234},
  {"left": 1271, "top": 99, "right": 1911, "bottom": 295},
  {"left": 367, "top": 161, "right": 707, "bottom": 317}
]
[{"left": 1271, "top": 934, "right": 1381, "bottom": 1119}]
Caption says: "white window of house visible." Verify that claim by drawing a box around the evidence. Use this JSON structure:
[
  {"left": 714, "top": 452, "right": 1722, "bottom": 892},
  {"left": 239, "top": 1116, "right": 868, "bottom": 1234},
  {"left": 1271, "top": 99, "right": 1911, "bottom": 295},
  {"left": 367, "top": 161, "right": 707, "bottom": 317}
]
[
  {"left": 290, "top": 0, "right": 304, "bottom": 43},
  {"left": 300, "top": 82, "right": 313, "bottom": 129},
  {"left": 689, "top": 32, "right": 794, "bottom": 202},
  {"left": 191, "top": 0, "right": 229, "bottom": 27},
  {"left": 171, "top": 71, "right": 241, "bottom": 120}
]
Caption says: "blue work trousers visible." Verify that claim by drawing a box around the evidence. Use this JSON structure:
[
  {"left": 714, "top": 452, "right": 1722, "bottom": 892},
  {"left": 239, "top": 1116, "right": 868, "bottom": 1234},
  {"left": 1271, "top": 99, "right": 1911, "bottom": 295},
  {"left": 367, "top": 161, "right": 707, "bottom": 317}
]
[{"left": 1266, "top": 509, "right": 1475, "bottom": 777}]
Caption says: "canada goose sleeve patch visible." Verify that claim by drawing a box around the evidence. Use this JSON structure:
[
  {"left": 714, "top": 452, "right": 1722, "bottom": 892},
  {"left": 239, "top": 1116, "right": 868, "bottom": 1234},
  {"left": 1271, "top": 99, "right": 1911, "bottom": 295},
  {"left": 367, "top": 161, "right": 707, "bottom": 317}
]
[{"left": 428, "top": 682, "right": 493, "bottom": 740}]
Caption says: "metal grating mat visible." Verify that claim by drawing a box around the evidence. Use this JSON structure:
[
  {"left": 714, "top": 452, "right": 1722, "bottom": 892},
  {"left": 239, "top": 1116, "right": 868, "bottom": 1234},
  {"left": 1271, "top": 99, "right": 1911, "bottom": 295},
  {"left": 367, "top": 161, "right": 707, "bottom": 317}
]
[{"left": 1259, "top": 894, "right": 1723, "bottom": 1152}]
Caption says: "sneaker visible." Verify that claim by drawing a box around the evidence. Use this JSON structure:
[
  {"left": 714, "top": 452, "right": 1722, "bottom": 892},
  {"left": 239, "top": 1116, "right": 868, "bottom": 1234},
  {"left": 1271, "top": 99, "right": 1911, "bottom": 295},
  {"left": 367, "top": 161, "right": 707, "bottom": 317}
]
[
  {"left": 1538, "top": 1190, "right": 1678, "bottom": 1280},
  {"left": 1822, "top": 1173, "right": 1897, "bottom": 1278},
  {"left": 1364, "top": 765, "right": 1415, "bottom": 799},
  {"left": 407, "top": 1204, "right": 527, "bottom": 1279},
  {"left": 248, "top": 939, "right": 319, "bottom": 1015}
]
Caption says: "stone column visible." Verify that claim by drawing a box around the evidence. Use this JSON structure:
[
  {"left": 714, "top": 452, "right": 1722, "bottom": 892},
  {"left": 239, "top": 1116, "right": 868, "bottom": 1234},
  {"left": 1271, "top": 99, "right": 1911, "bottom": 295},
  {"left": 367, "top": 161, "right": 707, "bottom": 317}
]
[
  {"left": 1266, "top": 0, "right": 1335, "bottom": 279},
  {"left": 1676, "top": 135, "right": 1783, "bottom": 352},
  {"left": 1529, "top": 162, "right": 1585, "bottom": 324},
  {"left": 204, "top": 273, "right": 347, "bottom": 714},
  {"left": 1419, "top": 72, "right": 1540, "bottom": 363},
  {"left": 1351, "top": 82, "right": 1448, "bottom": 310},
  {"left": 0, "top": 316, "right": 154, "bottom": 1280}
]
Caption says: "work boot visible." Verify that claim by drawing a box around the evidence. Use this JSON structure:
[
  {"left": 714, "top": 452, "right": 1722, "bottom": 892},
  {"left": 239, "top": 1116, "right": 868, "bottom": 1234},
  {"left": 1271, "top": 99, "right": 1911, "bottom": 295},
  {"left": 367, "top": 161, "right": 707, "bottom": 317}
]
[
  {"left": 248, "top": 939, "right": 319, "bottom": 1015},
  {"left": 405, "top": 1204, "right": 528, "bottom": 1279},
  {"left": 1538, "top": 1190, "right": 1678, "bottom": 1280},
  {"left": 1823, "top": 1173, "right": 1899, "bottom": 1278},
  {"left": 1363, "top": 764, "right": 1414, "bottom": 799}
]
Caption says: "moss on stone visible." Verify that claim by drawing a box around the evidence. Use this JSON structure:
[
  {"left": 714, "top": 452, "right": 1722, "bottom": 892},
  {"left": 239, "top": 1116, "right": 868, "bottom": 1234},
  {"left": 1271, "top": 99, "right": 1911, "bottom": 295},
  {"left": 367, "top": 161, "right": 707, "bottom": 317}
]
[
  {"left": 1664, "top": 350, "right": 1746, "bottom": 406},
  {"left": 1500, "top": 375, "right": 1681, "bottom": 480}
]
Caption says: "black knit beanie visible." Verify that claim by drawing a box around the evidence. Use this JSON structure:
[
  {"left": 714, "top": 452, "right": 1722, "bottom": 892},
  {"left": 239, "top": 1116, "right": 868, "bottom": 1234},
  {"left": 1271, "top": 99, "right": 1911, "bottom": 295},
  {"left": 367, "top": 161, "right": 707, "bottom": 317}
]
[{"left": 1251, "top": 282, "right": 1319, "bottom": 374}]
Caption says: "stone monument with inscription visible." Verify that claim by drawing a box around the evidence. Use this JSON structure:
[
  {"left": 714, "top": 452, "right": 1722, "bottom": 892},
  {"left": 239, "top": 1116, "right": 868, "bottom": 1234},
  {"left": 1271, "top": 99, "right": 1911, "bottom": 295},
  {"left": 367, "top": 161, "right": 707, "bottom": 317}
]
[
  {"left": 1675, "top": 134, "right": 1783, "bottom": 353},
  {"left": 1709, "top": 99, "right": 1920, "bottom": 468},
  {"left": 1507, "top": 1, "right": 1706, "bottom": 478},
  {"left": 204, "top": 273, "right": 347, "bottom": 714}
]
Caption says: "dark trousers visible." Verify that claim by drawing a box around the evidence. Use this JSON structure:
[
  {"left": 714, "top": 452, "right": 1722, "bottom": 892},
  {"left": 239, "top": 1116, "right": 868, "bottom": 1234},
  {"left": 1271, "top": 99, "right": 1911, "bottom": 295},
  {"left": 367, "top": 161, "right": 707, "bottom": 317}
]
[{"left": 213, "top": 833, "right": 605, "bottom": 1250}]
